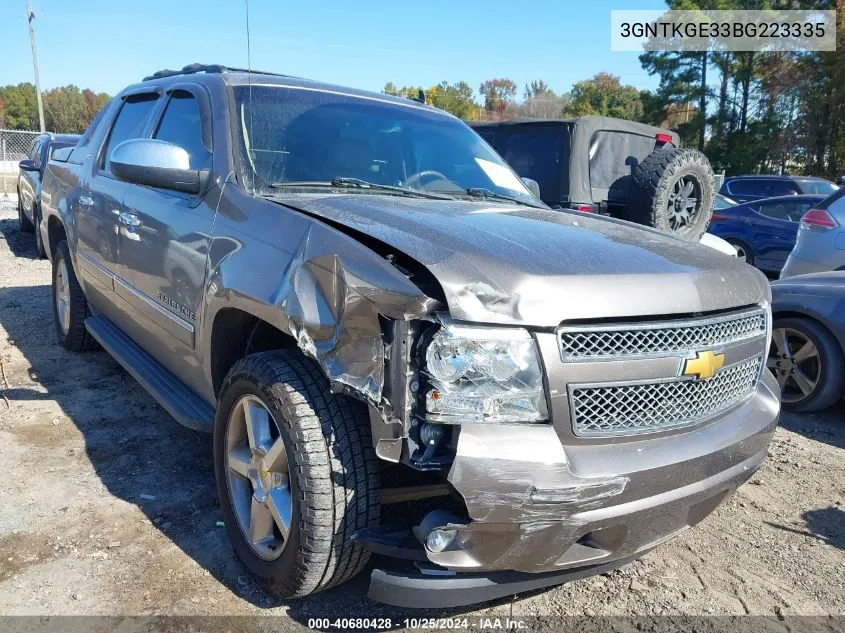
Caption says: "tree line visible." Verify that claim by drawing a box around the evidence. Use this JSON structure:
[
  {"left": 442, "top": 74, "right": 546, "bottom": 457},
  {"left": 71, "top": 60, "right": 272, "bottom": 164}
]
[
  {"left": 385, "top": 2, "right": 843, "bottom": 179},
  {"left": 0, "top": 83, "right": 110, "bottom": 134}
]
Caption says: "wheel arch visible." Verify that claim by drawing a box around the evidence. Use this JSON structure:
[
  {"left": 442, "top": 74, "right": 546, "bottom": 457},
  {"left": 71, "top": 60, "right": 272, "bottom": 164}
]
[
  {"left": 772, "top": 307, "right": 845, "bottom": 358},
  {"left": 46, "top": 214, "right": 67, "bottom": 262},
  {"left": 208, "top": 306, "right": 298, "bottom": 397}
]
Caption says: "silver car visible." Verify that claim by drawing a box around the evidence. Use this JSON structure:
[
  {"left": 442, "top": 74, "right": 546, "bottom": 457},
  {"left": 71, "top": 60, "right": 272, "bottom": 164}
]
[{"left": 781, "top": 188, "right": 845, "bottom": 277}]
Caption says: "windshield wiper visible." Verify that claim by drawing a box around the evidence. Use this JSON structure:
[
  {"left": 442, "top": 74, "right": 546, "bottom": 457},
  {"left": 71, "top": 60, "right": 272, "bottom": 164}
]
[
  {"left": 269, "top": 177, "right": 453, "bottom": 200},
  {"left": 464, "top": 187, "right": 543, "bottom": 208}
]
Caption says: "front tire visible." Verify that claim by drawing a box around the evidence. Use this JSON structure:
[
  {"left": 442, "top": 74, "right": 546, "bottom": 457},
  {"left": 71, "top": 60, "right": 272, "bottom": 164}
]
[
  {"left": 213, "top": 350, "right": 380, "bottom": 598},
  {"left": 52, "top": 240, "right": 97, "bottom": 351},
  {"left": 33, "top": 205, "right": 46, "bottom": 259},
  {"left": 18, "top": 191, "right": 34, "bottom": 233},
  {"left": 768, "top": 317, "right": 845, "bottom": 412}
]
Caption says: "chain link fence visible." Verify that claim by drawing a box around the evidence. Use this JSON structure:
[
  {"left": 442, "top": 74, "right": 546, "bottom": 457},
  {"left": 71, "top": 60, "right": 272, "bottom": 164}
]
[{"left": 1, "top": 129, "right": 41, "bottom": 196}]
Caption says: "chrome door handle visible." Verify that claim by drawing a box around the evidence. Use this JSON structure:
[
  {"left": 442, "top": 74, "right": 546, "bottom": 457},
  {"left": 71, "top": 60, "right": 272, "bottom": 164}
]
[
  {"left": 118, "top": 212, "right": 141, "bottom": 227},
  {"left": 78, "top": 195, "right": 94, "bottom": 207}
]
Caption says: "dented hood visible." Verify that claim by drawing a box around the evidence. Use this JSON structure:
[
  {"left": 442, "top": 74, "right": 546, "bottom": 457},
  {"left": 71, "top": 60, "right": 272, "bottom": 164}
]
[{"left": 268, "top": 193, "right": 771, "bottom": 327}]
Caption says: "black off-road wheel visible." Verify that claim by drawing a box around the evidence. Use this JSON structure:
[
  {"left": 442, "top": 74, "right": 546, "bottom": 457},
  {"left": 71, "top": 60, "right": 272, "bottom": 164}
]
[
  {"left": 630, "top": 147, "right": 714, "bottom": 241},
  {"left": 17, "top": 191, "right": 34, "bottom": 233},
  {"left": 213, "top": 350, "right": 380, "bottom": 599},
  {"left": 768, "top": 317, "right": 845, "bottom": 413},
  {"left": 52, "top": 240, "right": 98, "bottom": 351}
]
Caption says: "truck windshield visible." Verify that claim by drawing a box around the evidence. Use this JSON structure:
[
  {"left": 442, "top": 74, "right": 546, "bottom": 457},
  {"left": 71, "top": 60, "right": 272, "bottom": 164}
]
[{"left": 233, "top": 85, "right": 537, "bottom": 205}]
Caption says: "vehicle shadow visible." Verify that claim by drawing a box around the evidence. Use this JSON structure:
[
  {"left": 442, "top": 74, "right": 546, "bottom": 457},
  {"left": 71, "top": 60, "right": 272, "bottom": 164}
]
[
  {"left": 765, "top": 506, "right": 845, "bottom": 551},
  {"left": 0, "top": 283, "right": 490, "bottom": 620},
  {"left": 778, "top": 402, "right": 845, "bottom": 450},
  {"left": 0, "top": 213, "right": 40, "bottom": 260}
]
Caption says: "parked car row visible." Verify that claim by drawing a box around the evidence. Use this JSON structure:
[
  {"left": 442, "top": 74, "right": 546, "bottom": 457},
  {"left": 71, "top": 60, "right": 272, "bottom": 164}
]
[
  {"left": 16, "top": 132, "right": 81, "bottom": 258},
  {"left": 8, "top": 64, "right": 843, "bottom": 609}
]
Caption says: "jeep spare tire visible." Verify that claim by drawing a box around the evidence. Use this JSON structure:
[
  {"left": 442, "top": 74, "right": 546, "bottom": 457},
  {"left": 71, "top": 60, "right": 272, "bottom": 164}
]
[{"left": 629, "top": 147, "right": 714, "bottom": 241}]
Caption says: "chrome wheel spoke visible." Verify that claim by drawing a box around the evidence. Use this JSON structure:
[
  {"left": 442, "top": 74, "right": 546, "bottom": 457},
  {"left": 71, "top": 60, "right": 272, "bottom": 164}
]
[
  {"left": 792, "top": 340, "right": 818, "bottom": 364},
  {"left": 264, "top": 437, "right": 288, "bottom": 473},
  {"left": 243, "top": 400, "right": 271, "bottom": 453},
  {"left": 776, "top": 371, "right": 789, "bottom": 390},
  {"left": 791, "top": 368, "right": 817, "bottom": 396},
  {"left": 225, "top": 394, "right": 290, "bottom": 561},
  {"left": 266, "top": 487, "right": 292, "bottom": 540},
  {"left": 766, "top": 356, "right": 780, "bottom": 369},
  {"left": 249, "top": 497, "right": 276, "bottom": 545},
  {"left": 228, "top": 445, "right": 252, "bottom": 478}
]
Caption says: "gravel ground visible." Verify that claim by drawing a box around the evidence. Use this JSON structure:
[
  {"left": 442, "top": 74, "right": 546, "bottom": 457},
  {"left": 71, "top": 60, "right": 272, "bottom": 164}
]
[{"left": 0, "top": 198, "right": 842, "bottom": 629}]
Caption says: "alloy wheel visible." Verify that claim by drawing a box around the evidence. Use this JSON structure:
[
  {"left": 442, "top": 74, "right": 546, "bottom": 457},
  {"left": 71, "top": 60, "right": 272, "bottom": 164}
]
[
  {"left": 54, "top": 258, "right": 71, "bottom": 335},
  {"left": 768, "top": 327, "right": 821, "bottom": 403},
  {"left": 225, "top": 394, "right": 292, "bottom": 561},
  {"left": 666, "top": 175, "right": 703, "bottom": 234}
]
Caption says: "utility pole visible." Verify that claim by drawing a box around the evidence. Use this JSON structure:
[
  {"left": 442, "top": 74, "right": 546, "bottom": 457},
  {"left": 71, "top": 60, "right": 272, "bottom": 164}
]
[{"left": 27, "top": 2, "right": 46, "bottom": 132}]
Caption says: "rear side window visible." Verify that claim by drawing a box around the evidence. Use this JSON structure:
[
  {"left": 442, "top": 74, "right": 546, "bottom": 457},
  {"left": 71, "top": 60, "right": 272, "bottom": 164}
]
[
  {"left": 766, "top": 180, "right": 801, "bottom": 196},
  {"left": 101, "top": 94, "right": 159, "bottom": 174},
  {"left": 796, "top": 179, "right": 839, "bottom": 195},
  {"left": 726, "top": 179, "right": 764, "bottom": 195},
  {"left": 497, "top": 125, "right": 567, "bottom": 204},
  {"left": 154, "top": 91, "right": 211, "bottom": 169},
  {"left": 756, "top": 200, "right": 813, "bottom": 222},
  {"left": 588, "top": 131, "right": 657, "bottom": 203},
  {"left": 474, "top": 127, "right": 497, "bottom": 145}
]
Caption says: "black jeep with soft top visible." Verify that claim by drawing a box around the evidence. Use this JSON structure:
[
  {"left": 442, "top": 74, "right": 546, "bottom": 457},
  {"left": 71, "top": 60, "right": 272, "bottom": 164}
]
[{"left": 472, "top": 117, "right": 715, "bottom": 241}]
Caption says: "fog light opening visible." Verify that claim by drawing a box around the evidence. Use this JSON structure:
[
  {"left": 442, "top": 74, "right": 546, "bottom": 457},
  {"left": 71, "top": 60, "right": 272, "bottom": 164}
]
[{"left": 426, "top": 528, "right": 457, "bottom": 553}]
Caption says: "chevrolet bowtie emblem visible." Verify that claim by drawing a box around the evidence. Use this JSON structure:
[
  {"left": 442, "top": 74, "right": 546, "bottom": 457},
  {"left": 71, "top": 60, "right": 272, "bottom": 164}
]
[{"left": 682, "top": 350, "right": 725, "bottom": 380}]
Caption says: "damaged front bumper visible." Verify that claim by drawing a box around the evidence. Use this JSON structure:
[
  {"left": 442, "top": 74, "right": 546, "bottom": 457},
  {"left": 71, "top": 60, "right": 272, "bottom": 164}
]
[{"left": 366, "top": 369, "right": 779, "bottom": 607}]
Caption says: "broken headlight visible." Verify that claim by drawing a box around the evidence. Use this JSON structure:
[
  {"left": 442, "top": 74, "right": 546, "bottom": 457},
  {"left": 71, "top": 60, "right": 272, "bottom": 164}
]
[{"left": 422, "top": 322, "right": 548, "bottom": 424}]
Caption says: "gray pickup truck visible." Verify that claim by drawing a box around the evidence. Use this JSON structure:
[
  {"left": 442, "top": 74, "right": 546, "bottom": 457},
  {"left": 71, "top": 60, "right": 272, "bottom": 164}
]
[{"left": 39, "top": 64, "right": 780, "bottom": 608}]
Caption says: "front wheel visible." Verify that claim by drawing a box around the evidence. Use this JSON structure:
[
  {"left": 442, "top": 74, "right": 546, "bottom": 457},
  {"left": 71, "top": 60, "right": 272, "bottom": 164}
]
[
  {"left": 52, "top": 240, "right": 97, "bottom": 351},
  {"left": 768, "top": 317, "right": 845, "bottom": 412},
  {"left": 33, "top": 205, "right": 46, "bottom": 259},
  {"left": 213, "top": 350, "right": 380, "bottom": 598},
  {"left": 18, "top": 192, "right": 34, "bottom": 233}
]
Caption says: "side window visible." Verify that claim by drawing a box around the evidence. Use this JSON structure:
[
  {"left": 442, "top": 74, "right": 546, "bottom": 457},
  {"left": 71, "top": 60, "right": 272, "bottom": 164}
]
[
  {"left": 766, "top": 180, "right": 800, "bottom": 197},
  {"left": 101, "top": 93, "right": 159, "bottom": 174},
  {"left": 153, "top": 91, "right": 211, "bottom": 169},
  {"left": 32, "top": 139, "right": 43, "bottom": 165},
  {"left": 757, "top": 201, "right": 793, "bottom": 221},
  {"left": 69, "top": 102, "right": 111, "bottom": 164},
  {"left": 727, "top": 179, "right": 763, "bottom": 196}
]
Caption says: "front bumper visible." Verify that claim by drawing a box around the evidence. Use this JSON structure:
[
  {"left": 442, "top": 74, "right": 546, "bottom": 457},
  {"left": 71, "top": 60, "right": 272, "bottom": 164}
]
[{"left": 392, "top": 369, "right": 778, "bottom": 586}]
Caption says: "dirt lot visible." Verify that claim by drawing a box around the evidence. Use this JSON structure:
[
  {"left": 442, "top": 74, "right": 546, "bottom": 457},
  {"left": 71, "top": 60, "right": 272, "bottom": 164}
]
[{"left": 0, "top": 199, "right": 843, "bottom": 628}]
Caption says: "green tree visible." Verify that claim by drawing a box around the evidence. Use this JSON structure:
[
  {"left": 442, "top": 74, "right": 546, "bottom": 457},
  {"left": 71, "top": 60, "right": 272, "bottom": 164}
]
[
  {"left": 479, "top": 78, "right": 517, "bottom": 114},
  {"left": 428, "top": 81, "right": 478, "bottom": 120},
  {"left": 565, "top": 73, "right": 643, "bottom": 120},
  {"left": 0, "top": 83, "right": 39, "bottom": 129}
]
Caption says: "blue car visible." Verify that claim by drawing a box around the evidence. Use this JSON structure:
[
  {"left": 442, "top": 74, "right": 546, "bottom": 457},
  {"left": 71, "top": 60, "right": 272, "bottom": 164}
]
[{"left": 707, "top": 194, "right": 826, "bottom": 273}]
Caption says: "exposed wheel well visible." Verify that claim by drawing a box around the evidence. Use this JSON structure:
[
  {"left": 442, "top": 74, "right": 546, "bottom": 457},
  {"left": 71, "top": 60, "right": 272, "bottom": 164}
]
[
  {"left": 209, "top": 308, "right": 298, "bottom": 396},
  {"left": 47, "top": 215, "right": 66, "bottom": 260}
]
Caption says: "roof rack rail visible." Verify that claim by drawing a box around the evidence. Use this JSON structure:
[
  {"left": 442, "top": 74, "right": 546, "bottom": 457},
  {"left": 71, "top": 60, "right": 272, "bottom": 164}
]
[{"left": 142, "top": 63, "right": 290, "bottom": 82}]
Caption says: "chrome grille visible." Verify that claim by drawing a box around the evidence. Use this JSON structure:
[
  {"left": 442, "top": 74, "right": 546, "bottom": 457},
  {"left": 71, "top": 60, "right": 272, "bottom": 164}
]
[
  {"left": 558, "top": 308, "right": 767, "bottom": 361},
  {"left": 569, "top": 357, "right": 762, "bottom": 437}
]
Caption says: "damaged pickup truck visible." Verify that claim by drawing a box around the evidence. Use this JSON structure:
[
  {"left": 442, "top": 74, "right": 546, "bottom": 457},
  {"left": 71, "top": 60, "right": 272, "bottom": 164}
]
[{"left": 39, "top": 64, "right": 780, "bottom": 608}]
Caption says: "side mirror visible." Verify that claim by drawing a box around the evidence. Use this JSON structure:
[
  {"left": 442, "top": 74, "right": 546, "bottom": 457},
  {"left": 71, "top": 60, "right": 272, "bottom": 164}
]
[
  {"left": 110, "top": 139, "right": 208, "bottom": 194},
  {"left": 521, "top": 177, "right": 541, "bottom": 199},
  {"left": 19, "top": 159, "right": 38, "bottom": 172}
]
